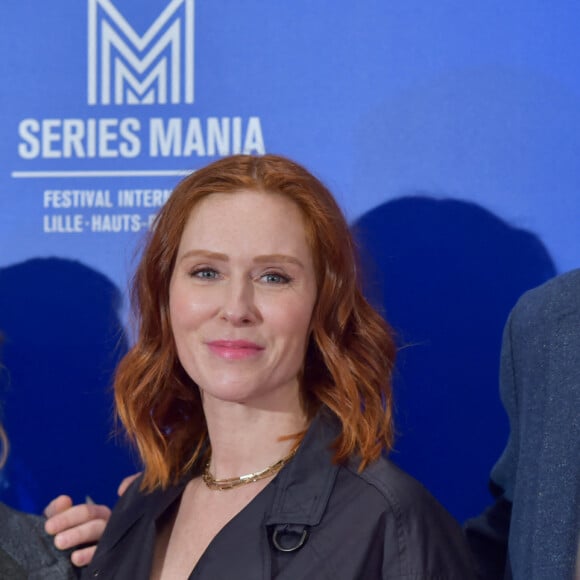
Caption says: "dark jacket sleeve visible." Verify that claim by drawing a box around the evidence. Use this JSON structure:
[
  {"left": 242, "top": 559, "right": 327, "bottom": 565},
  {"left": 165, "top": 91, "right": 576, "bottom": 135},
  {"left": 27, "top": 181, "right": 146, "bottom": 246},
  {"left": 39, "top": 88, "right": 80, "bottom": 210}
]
[
  {"left": 465, "top": 268, "right": 580, "bottom": 580},
  {"left": 0, "top": 502, "right": 78, "bottom": 580},
  {"left": 358, "top": 461, "right": 478, "bottom": 579},
  {"left": 463, "top": 487, "right": 512, "bottom": 579}
]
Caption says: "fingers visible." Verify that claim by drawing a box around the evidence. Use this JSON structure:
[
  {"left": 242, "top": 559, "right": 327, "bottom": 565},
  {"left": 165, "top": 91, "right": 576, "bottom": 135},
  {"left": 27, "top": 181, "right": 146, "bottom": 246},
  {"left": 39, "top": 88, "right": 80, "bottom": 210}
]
[
  {"left": 44, "top": 502, "right": 111, "bottom": 540},
  {"left": 117, "top": 472, "right": 140, "bottom": 496},
  {"left": 70, "top": 545, "right": 97, "bottom": 568},
  {"left": 44, "top": 500, "right": 111, "bottom": 568},
  {"left": 43, "top": 494, "right": 73, "bottom": 519},
  {"left": 52, "top": 516, "right": 109, "bottom": 554}
]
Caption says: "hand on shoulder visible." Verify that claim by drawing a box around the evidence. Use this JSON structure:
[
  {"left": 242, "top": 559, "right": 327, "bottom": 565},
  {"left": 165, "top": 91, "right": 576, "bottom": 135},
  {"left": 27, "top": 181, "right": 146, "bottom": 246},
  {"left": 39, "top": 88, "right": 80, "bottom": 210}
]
[
  {"left": 44, "top": 494, "right": 112, "bottom": 567},
  {"left": 43, "top": 474, "right": 140, "bottom": 567}
]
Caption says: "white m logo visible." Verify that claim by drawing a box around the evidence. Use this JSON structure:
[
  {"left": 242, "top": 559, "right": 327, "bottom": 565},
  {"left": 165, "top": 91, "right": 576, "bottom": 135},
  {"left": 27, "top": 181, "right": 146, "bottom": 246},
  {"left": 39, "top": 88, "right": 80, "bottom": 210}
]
[{"left": 88, "top": 0, "right": 194, "bottom": 105}]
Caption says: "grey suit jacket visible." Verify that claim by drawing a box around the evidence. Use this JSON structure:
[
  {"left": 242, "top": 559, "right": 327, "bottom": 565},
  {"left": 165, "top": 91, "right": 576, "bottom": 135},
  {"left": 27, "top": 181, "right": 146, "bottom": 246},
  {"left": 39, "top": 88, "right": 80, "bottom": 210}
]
[
  {"left": 466, "top": 269, "right": 580, "bottom": 579},
  {"left": 0, "top": 501, "right": 76, "bottom": 580}
]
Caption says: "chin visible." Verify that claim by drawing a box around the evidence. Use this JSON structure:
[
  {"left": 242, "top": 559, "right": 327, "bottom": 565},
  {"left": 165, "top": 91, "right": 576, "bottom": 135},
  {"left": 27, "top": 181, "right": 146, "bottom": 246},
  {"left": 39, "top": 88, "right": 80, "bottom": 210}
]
[{"left": 201, "top": 381, "right": 258, "bottom": 403}]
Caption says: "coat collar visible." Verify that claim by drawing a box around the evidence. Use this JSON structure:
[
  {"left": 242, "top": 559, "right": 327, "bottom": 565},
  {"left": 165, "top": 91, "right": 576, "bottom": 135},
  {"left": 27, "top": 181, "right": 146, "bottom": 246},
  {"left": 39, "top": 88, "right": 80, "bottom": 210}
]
[
  {"left": 101, "top": 410, "right": 343, "bottom": 552},
  {"left": 265, "top": 410, "right": 341, "bottom": 527}
]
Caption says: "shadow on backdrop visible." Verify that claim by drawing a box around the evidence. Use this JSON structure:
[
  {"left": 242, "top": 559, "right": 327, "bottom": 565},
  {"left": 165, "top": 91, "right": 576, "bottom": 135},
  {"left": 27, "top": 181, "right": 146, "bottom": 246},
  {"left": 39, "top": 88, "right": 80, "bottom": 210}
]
[
  {"left": 0, "top": 257, "right": 137, "bottom": 513},
  {"left": 352, "top": 196, "right": 556, "bottom": 523}
]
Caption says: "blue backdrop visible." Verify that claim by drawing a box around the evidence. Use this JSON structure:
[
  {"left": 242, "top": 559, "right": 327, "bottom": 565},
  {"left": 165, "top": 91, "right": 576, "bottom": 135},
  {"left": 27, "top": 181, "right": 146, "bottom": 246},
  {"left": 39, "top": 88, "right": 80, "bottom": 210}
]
[{"left": 0, "top": 1, "right": 577, "bottom": 521}]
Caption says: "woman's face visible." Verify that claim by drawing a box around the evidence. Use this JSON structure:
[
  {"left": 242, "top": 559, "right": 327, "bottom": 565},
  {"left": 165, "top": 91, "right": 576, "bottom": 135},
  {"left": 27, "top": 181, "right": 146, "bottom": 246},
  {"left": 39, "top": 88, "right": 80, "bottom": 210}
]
[{"left": 169, "top": 189, "right": 317, "bottom": 410}]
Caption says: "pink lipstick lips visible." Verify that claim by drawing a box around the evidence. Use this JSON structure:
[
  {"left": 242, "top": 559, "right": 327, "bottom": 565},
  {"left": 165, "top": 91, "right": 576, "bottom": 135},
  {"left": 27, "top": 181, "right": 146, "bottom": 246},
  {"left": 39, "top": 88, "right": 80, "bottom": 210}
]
[{"left": 207, "top": 340, "right": 264, "bottom": 360}]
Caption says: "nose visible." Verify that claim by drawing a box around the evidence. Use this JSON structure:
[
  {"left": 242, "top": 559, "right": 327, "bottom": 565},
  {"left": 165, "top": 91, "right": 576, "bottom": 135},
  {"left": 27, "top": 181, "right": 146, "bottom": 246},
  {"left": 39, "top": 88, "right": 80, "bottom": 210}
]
[{"left": 219, "top": 276, "right": 260, "bottom": 326}]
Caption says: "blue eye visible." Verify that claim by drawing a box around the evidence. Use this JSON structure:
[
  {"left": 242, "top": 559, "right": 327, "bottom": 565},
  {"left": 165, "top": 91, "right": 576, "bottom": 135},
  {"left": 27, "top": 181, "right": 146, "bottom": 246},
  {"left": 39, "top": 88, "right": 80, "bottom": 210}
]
[
  {"left": 191, "top": 268, "right": 219, "bottom": 280},
  {"left": 261, "top": 272, "right": 291, "bottom": 284}
]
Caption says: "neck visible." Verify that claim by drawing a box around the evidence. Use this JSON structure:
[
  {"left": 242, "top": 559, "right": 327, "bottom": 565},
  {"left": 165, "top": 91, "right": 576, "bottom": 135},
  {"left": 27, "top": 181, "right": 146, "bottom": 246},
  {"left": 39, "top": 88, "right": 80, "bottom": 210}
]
[{"left": 202, "top": 397, "right": 307, "bottom": 480}]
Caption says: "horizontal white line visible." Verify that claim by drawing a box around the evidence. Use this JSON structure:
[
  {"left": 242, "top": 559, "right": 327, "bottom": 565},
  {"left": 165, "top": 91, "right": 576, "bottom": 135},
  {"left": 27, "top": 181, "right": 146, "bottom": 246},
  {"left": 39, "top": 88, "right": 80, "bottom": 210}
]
[{"left": 11, "top": 170, "right": 192, "bottom": 178}]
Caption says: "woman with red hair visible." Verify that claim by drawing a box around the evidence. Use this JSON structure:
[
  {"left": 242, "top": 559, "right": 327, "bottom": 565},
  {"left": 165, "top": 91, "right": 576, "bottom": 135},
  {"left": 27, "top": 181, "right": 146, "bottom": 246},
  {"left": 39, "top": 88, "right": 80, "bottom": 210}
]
[{"left": 87, "top": 154, "right": 475, "bottom": 578}]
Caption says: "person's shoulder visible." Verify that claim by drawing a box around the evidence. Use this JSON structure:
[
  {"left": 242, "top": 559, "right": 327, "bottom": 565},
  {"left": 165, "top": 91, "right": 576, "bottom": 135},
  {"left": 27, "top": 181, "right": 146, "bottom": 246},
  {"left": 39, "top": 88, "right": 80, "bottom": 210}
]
[
  {"left": 0, "top": 501, "right": 48, "bottom": 549},
  {"left": 514, "top": 268, "right": 580, "bottom": 322},
  {"left": 104, "top": 473, "right": 164, "bottom": 531},
  {"left": 0, "top": 502, "right": 76, "bottom": 579},
  {"left": 342, "top": 458, "right": 477, "bottom": 577},
  {"left": 96, "top": 472, "right": 187, "bottom": 553},
  {"left": 0, "top": 500, "right": 40, "bottom": 530},
  {"left": 347, "top": 456, "right": 455, "bottom": 520}
]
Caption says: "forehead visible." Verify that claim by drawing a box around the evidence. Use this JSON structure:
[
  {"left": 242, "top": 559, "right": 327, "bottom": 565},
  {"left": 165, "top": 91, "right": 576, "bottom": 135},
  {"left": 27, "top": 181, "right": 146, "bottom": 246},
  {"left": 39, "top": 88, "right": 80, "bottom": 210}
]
[{"left": 178, "top": 190, "right": 310, "bottom": 255}]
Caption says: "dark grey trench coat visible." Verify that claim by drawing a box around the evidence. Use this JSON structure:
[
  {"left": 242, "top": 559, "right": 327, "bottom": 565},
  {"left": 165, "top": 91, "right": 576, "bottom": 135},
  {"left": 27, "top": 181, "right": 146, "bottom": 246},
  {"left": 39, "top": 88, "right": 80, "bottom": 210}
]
[
  {"left": 84, "top": 412, "right": 476, "bottom": 579},
  {"left": 0, "top": 501, "right": 77, "bottom": 580}
]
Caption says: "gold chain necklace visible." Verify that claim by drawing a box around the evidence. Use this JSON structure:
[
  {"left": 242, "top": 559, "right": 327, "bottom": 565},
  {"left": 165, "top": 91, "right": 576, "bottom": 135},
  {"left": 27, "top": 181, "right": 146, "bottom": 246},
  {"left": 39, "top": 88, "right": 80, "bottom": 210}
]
[{"left": 202, "top": 448, "right": 297, "bottom": 491}]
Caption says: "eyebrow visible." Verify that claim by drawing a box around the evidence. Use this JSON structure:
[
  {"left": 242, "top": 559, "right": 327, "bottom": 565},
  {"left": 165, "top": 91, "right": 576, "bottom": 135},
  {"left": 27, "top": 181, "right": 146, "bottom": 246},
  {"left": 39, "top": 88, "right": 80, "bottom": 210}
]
[
  {"left": 180, "top": 250, "right": 228, "bottom": 262},
  {"left": 254, "top": 254, "right": 305, "bottom": 269},
  {"left": 179, "top": 250, "right": 305, "bottom": 269}
]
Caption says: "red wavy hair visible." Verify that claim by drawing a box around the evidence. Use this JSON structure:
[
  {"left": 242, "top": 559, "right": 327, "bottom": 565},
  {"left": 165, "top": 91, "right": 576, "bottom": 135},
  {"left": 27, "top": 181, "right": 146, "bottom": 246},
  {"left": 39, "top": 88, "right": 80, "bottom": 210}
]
[{"left": 115, "top": 154, "right": 396, "bottom": 490}]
